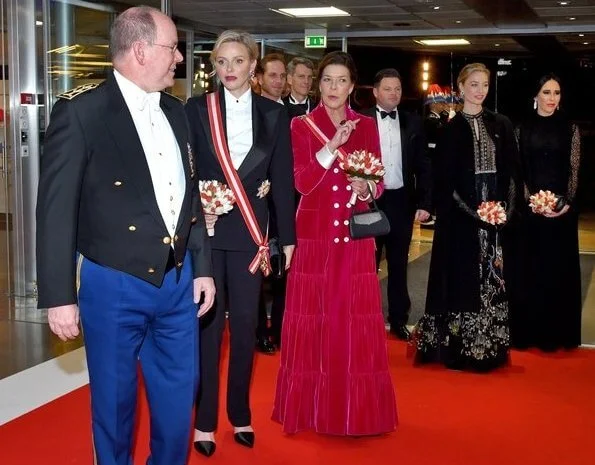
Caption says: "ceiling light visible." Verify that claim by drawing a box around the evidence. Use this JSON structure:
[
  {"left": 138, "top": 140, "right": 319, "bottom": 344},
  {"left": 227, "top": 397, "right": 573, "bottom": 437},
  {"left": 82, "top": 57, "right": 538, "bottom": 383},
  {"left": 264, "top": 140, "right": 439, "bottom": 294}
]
[
  {"left": 495, "top": 43, "right": 501, "bottom": 47},
  {"left": 415, "top": 38, "right": 470, "bottom": 46},
  {"left": 274, "top": 7, "right": 350, "bottom": 17},
  {"left": 433, "top": 6, "right": 440, "bottom": 10},
  {"left": 455, "top": 20, "right": 462, "bottom": 24},
  {"left": 569, "top": 17, "right": 576, "bottom": 20},
  {"left": 579, "top": 33, "right": 585, "bottom": 37},
  {"left": 584, "top": 42, "right": 590, "bottom": 45},
  {"left": 558, "top": 1, "right": 570, "bottom": 5},
  {"left": 35, "top": 20, "right": 43, "bottom": 26}
]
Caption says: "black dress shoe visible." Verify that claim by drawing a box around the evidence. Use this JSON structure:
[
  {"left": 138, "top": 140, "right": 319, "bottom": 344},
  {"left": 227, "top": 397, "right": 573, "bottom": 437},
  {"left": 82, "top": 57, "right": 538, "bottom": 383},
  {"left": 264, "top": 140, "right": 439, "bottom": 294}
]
[
  {"left": 256, "top": 336, "right": 276, "bottom": 354},
  {"left": 234, "top": 431, "right": 255, "bottom": 448},
  {"left": 390, "top": 325, "right": 411, "bottom": 341},
  {"left": 193, "top": 440, "right": 216, "bottom": 457}
]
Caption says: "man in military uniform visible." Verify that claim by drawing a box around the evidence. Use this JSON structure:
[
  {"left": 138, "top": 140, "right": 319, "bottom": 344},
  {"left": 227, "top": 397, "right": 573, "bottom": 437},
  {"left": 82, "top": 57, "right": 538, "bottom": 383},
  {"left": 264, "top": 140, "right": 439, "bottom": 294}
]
[{"left": 36, "top": 6, "right": 215, "bottom": 465}]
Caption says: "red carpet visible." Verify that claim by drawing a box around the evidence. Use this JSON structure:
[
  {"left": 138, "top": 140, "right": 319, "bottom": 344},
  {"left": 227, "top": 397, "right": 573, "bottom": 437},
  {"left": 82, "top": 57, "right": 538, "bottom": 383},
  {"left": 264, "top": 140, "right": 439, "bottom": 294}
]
[{"left": 1, "top": 339, "right": 594, "bottom": 465}]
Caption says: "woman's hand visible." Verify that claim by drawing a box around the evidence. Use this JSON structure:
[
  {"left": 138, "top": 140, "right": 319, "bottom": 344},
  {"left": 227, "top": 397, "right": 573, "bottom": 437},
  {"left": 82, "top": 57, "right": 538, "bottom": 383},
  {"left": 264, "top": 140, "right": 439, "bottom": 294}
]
[
  {"left": 348, "top": 176, "right": 369, "bottom": 199},
  {"left": 543, "top": 204, "right": 570, "bottom": 218},
  {"left": 327, "top": 119, "right": 360, "bottom": 152},
  {"left": 283, "top": 245, "right": 295, "bottom": 270},
  {"left": 204, "top": 214, "right": 218, "bottom": 229}
]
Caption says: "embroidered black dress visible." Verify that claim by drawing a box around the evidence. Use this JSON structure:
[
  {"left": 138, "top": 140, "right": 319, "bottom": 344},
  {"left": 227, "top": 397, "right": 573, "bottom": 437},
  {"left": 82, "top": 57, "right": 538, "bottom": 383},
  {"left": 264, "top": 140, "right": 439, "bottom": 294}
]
[
  {"left": 511, "top": 112, "right": 582, "bottom": 350},
  {"left": 413, "top": 110, "right": 519, "bottom": 372}
]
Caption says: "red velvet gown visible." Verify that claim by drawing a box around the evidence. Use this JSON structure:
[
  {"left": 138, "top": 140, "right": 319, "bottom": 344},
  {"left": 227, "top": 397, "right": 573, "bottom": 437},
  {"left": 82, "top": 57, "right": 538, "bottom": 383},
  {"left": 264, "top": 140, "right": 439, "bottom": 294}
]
[{"left": 272, "top": 104, "right": 397, "bottom": 435}]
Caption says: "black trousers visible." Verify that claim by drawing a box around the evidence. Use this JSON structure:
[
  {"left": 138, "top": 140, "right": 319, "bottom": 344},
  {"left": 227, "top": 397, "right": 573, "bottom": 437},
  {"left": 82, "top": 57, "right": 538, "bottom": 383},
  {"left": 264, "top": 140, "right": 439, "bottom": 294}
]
[
  {"left": 375, "top": 188, "right": 415, "bottom": 328},
  {"left": 256, "top": 275, "right": 286, "bottom": 343},
  {"left": 194, "top": 249, "right": 262, "bottom": 431}
]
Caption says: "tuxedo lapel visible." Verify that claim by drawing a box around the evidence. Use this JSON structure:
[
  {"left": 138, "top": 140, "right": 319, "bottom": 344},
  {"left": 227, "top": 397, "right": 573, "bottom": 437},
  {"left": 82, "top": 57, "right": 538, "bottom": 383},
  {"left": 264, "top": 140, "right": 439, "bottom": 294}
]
[
  {"left": 103, "top": 74, "right": 167, "bottom": 231},
  {"left": 236, "top": 94, "right": 269, "bottom": 179},
  {"left": 398, "top": 109, "right": 409, "bottom": 179},
  {"left": 198, "top": 90, "right": 229, "bottom": 167}
]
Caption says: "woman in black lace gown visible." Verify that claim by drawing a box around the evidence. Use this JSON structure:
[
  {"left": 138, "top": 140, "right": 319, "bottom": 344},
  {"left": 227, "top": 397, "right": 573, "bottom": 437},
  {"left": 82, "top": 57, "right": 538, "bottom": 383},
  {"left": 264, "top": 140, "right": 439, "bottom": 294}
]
[
  {"left": 413, "top": 63, "right": 520, "bottom": 372},
  {"left": 511, "top": 74, "right": 582, "bottom": 351}
]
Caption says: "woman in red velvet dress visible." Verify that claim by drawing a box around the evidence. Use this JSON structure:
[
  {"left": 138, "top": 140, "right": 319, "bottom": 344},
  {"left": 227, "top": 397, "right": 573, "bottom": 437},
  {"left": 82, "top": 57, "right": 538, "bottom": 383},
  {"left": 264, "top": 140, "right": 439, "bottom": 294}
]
[{"left": 272, "top": 51, "right": 397, "bottom": 436}]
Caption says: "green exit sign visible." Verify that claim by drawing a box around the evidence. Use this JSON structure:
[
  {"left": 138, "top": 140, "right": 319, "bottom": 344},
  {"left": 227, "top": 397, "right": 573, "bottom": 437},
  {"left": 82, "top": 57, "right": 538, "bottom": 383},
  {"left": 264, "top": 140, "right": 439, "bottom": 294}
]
[{"left": 305, "top": 35, "right": 326, "bottom": 48}]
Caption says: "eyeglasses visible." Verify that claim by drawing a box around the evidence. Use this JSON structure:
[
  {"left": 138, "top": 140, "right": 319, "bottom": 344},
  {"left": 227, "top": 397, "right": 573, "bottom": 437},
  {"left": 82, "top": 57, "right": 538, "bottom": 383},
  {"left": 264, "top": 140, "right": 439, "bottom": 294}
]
[{"left": 152, "top": 42, "right": 179, "bottom": 54}]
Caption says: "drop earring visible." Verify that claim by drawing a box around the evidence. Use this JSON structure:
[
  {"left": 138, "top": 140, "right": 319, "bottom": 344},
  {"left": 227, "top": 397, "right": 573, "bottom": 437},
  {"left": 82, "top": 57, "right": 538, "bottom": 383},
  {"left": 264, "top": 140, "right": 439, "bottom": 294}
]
[{"left": 533, "top": 100, "right": 537, "bottom": 110}]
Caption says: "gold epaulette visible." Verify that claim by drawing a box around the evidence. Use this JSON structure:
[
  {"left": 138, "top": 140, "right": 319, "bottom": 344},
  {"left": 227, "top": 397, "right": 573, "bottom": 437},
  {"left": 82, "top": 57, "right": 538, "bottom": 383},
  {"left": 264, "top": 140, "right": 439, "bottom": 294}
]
[
  {"left": 57, "top": 83, "right": 100, "bottom": 100},
  {"left": 162, "top": 91, "right": 183, "bottom": 103}
]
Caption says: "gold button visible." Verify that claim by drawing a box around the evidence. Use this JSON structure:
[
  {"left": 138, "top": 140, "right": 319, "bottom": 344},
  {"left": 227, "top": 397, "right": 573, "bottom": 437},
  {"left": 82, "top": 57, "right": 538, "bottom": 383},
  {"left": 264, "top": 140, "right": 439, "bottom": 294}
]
[
  {"left": 114, "top": 181, "right": 122, "bottom": 186},
  {"left": 191, "top": 216, "right": 197, "bottom": 223},
  {"left": 163, "top": 236, "right": 171, "bottom": 245},
  {"left": 148, "top": 268, "right": 155, "bottom": 273},
  {"left": 174, "top": 235, "right": 179, "bottom": 241},
  {"left": 176, "top": 261, "right": 183, "bottom": 268},
  {"left": 128, "top": 225, "right": 136, "bottom": 231}
]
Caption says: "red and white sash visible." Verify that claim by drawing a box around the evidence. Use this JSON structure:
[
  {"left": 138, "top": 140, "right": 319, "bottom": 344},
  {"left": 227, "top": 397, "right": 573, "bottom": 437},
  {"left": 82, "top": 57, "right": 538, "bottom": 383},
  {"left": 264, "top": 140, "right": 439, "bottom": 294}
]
[
  {"left": 300, "top": 115, "right": 349, "bottom": 159},
  {"left": 206, "top": 92, "right": 270, "bottom": 276}
]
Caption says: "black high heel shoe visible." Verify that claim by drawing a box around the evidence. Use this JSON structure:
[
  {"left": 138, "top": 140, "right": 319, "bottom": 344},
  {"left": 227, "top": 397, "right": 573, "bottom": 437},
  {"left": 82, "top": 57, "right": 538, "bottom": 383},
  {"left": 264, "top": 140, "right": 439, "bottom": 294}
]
[
  {"left": 234, "top": 431, "right": 255, "bottom": 448},
  {"left": 193, "top": 440, "right": 216, "bottom": 457}
]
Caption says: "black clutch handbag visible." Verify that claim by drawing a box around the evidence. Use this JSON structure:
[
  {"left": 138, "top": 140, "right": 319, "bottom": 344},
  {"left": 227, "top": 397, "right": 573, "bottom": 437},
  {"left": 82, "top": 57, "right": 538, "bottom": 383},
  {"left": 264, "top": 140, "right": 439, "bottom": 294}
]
[
  {"left": 348, "top": 199, "right": 390, "bottom": 239},
  {"left": 553, "top": 195, "right": 567, "bottom": 213},
  {"left": 268, "top": 237, "right": 286, "bottom": 279}
]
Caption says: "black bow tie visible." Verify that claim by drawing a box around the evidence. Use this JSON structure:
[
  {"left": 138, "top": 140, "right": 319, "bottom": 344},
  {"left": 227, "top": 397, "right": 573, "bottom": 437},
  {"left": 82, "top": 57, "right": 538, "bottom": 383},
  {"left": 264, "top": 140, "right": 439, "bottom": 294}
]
[{"left": 378, "top": 109, "right": 396, "bottom": 120}]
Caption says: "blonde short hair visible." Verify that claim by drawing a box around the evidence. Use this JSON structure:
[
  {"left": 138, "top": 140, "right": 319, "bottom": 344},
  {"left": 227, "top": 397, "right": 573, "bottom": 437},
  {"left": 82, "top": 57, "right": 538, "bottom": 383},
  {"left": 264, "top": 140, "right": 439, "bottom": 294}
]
[
  {"left": 457, "top": 63, "right": 491, "bottom": 90},
  {"left": 210, "top": 30, "right": 259, "bottom": 64}
]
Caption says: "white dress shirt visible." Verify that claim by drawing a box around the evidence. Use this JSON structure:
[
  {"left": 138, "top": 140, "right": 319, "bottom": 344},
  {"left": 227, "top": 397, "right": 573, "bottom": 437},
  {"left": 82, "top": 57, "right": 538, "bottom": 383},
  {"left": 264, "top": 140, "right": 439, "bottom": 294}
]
[
  {"left": 114, "top": 70, "right": 185, "bottom": 237},
  {"left": 376, "top": 105, "right": 403, "bottom": 190},
  {"left": 288, "top": 94, "right": 311, "bottom": 113},
  {"left": 224, "top": 88, "right": 253, "bottom": 169}
]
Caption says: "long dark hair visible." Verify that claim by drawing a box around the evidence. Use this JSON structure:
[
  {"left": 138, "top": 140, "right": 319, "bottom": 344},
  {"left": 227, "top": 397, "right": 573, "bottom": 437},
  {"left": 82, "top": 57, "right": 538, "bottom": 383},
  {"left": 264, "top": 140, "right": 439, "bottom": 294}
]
[{"left": 534, "top": 73, "right": 562, "bottom": 99}]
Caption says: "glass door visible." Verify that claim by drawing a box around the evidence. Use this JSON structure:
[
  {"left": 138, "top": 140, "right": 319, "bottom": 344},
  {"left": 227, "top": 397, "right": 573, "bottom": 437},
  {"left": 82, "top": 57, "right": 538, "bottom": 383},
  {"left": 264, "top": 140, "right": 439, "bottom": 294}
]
[{"left": 0, "top": 0, "right": 12, "bottom": 300}]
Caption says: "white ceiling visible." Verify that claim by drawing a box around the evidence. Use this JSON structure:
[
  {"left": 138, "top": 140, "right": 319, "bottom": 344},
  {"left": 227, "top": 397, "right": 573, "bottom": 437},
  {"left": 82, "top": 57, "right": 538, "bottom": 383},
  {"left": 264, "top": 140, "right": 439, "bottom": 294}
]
[{"left": 103, "top": 0, "right": 595, "bottom": 53}]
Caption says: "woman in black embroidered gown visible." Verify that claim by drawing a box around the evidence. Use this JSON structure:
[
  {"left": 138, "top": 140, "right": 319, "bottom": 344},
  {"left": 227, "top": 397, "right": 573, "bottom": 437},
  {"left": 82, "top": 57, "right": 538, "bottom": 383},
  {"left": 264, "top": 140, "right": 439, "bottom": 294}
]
[
  {"left": 510, "top": 74, "right": 582, "bottom": 351},
  {"left": 413, "top": 63, "right": 520, "bottom": 372}
]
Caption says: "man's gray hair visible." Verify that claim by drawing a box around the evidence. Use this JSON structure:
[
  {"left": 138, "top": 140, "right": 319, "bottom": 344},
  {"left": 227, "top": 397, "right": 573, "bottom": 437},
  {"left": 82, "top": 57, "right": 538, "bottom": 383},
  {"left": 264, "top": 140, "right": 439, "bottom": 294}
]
[
  {"left": 110, "top": 6, "right": 159, "bottom": 61},
  {"left": 287, "top": 57, "right": 314, "bottom": 76}
]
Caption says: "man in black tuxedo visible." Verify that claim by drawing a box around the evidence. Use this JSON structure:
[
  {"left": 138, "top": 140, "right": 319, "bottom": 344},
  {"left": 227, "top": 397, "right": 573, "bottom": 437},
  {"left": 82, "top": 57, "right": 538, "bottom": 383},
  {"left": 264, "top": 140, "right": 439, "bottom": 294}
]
[
  {"left": 36, "top": 6, "right": 215, "bottom": 464},
  {"left": 363, "top": 68, "right": 432, "bottom": 341},
  {"left": 282, "top": 56, "right": 316, "bottom": 117},
  {"left": 252, "top": 53, "right": 290, "bottom": 354}
]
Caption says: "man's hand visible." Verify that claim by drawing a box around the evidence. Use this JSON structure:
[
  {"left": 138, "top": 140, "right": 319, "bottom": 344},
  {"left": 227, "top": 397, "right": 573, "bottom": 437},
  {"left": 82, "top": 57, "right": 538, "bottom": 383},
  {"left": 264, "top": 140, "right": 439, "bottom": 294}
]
[
  {"left": 48, "top": 304, "right": 80, "bottom": 341},
  {"left": 415, "top": 209, "right": 431, "bottom": 223},
  {"left": 194, "top": 277, "right": 216, "bottom": 317},
  {"left": 283, "top": 245, "right": 296, "bottom": 270}
]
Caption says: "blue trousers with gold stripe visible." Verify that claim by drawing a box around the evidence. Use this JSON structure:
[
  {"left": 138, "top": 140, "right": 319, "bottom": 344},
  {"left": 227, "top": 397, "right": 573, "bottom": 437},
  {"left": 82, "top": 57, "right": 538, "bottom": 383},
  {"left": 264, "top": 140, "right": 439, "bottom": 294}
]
[{"left": 78, "top": 253, "right": 198, "bottom": 465}]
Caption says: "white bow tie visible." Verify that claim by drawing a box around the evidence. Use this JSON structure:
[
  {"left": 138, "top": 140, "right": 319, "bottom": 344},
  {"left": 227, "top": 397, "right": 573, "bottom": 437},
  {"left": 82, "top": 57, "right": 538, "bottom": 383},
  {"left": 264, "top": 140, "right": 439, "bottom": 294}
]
[{"left": 138, "top": 92, "right": 161, "bottom": 111}]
